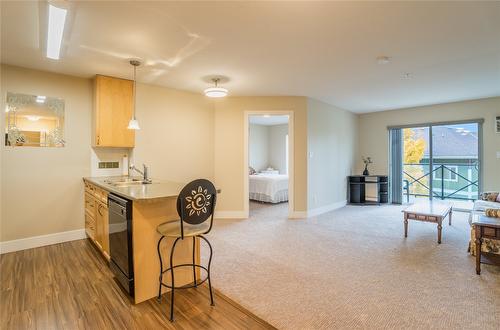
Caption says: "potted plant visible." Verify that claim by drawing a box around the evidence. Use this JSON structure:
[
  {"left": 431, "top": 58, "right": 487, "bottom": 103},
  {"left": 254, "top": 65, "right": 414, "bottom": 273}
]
[{"left": 362, "top": 156, "right": 373, "bottom": 176}]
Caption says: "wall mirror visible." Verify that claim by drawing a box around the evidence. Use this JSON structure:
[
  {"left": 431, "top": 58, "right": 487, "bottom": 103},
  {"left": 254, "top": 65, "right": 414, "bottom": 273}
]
[{"left": 5, "top": 92, "right": 65, "bottom": 147}]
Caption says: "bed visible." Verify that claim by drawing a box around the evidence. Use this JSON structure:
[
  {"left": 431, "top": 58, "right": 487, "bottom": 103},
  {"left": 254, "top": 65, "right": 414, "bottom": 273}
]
[{"left": 249, "top": 173, "right": 289, "bottom": 203}]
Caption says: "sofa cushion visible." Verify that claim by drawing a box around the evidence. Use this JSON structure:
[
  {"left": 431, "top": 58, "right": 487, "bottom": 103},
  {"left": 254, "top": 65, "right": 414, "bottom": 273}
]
[
  {"left": 479, "top": 191, "right": 499, "bottom": 202},
  {"left": 473, "top": 200, "right": 500, "bottom": 212}
]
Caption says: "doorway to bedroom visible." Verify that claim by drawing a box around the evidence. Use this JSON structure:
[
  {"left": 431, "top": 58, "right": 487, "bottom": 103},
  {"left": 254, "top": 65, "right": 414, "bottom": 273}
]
[{"left": 245, "top": 113, "right": 292, "bottom": 218}]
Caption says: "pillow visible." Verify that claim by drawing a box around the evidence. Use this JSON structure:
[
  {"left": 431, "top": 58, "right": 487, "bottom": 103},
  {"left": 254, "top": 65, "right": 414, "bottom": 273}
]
[
  {"left": 485, "top": 208, "right": 500, "bottom": 218},
  {"left": 480, "top": 192, "right": 499, "bottom": 202},
  {"left": 249, "top": 166, "right": 256, "bottom": 175}
]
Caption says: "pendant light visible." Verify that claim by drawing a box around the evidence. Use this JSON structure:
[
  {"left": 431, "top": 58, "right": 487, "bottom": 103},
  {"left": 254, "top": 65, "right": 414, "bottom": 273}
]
[
  {"left": 127, "top": 60, "right": 141, "bottom": 130},
  {"left": 204, "top": 78, "right": 228, "bottom": 98}
]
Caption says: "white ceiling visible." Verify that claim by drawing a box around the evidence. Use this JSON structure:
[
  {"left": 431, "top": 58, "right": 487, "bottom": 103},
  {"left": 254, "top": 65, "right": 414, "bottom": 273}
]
[
  {"left": 1, "top": 1, "right": 500, "bottom": 113},
  {"left": 249, "top": 115, "right": 289, "bottom": 126}
]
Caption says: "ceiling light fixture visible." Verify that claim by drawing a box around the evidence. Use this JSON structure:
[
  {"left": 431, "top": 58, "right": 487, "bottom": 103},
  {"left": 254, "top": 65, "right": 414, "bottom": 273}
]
[
  {"left": 127, "top": 60, "right": 141, "bottom": 130},
  {"left": 26, "top": 115, "right": 41, "bottom": 122},
  {"left": 36, "top": 95, "right": 46, "bottom": 103},
  {"left": 376, "top": 56, "right": 390, "bottom": 65},
  {"left": 46, "top": 4, "right": 67, "bottom": 60},
  {"left": 204, "top": 78, "right": 228, "bottom": 98}
]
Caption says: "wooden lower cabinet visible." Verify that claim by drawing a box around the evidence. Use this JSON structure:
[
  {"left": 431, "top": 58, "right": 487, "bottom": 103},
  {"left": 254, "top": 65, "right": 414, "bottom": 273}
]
[{"left": 84, "top": 180, "right": 109, "bottom": 260}]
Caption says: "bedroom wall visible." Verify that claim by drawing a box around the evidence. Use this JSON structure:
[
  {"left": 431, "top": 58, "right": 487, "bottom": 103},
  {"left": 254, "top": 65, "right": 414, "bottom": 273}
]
[
  {"left": 307, "top": 98, "right": 358, "bottom": 211},
  {"left": 358, "top": 97, "right": 500, "bottom": 191},
  {"left": 249, "top": 123, "right": 269, "bottom": 172},
  {"left": 268, "top": 124, "right": 288, "bottom": 174}
]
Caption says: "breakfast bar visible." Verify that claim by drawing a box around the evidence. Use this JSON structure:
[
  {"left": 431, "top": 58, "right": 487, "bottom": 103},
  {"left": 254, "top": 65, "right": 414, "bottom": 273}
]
[{"left": 83, "top": 176, "right": 200, "bottom": 304}]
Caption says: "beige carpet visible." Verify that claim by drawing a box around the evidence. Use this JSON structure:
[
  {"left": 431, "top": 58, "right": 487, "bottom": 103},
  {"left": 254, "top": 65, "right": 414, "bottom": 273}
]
[{"left": 203, "top": 202, "right": 500, "bottom": 329}]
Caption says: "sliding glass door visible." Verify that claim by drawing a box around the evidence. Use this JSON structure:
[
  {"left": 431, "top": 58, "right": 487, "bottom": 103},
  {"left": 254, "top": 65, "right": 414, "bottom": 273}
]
[{"left": 395, "top": 121, "right": 481, "bottom": 205}]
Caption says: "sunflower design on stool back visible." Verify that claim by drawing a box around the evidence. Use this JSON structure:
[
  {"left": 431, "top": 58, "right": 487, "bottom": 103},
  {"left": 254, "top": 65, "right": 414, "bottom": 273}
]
[{"left": 185, "top": 186, "right": 212, "bottom": 216}]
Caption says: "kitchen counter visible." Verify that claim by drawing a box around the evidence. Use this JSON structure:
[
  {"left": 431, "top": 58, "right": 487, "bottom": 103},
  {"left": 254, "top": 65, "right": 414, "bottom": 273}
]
[{"left": 83, "top": 176, "right": 185, "bottom": 201}]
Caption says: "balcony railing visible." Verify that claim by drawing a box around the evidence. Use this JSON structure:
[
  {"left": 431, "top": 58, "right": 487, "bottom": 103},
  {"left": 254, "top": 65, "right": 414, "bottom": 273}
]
[{"left": 403, "top": 163, "right": 479, "bottom": 202}]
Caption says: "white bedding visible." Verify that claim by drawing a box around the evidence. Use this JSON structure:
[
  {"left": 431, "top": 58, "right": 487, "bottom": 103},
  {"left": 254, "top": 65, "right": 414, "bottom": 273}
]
[{"left": 249, "top": 174, "right": 288, "bottom": 203}]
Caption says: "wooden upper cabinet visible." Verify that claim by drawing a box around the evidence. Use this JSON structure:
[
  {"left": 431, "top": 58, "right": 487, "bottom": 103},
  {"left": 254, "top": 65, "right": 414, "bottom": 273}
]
[{"left": 93, "top": 75, "right": 135, "bottom": 147}]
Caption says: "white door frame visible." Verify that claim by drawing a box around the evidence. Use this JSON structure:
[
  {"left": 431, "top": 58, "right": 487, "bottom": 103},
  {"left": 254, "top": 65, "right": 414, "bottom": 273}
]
[{"left": 243, "top": 110, "right": 294, "bottom": 218}]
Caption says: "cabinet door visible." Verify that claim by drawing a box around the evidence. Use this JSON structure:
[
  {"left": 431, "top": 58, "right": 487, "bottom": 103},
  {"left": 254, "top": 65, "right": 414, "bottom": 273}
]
[
  {"left": 94, "top": 75, "right": 135, "bottom": 147},
  {"left": 100, "top": 202, "right": 110, "bottom": 259}
]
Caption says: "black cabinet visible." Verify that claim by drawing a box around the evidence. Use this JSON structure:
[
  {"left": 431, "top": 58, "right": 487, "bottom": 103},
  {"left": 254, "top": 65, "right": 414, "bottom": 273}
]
[{"left": 348, "top": 175, "right": 388, "bottom": 205}]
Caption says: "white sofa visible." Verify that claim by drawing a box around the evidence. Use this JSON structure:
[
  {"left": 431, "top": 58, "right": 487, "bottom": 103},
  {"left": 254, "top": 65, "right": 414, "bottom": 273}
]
[{"left": 468, "top": 199, "right": 500, "bottom": 255}]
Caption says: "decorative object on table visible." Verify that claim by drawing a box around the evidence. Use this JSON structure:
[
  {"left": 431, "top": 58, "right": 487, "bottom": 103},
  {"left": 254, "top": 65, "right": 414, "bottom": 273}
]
[
  {"left": 249, "top": 166, "right": 256, "bottom": 175},
  {"left": 362, "top": 156, "right": 373, "bottom": 176}
]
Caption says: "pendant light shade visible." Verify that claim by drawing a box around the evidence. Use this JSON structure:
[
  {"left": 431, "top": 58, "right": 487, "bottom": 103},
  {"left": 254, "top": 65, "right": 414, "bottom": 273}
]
[
  {"left": 127, "top": 119, "right": 140, "bottom": 130},
  {"left": 204, "top": 78, "right": 228, "bottom": 98},
  {"left": 128, "top": 60, "right": 141, "bottom": 130}
]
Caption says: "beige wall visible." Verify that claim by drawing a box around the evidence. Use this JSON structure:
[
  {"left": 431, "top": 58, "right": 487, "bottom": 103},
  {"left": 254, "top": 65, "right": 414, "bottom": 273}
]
[
  {"left": 213, "top": 96, "right": 308, "bottom": 213},
  {"left": 307, "top": 98, "right": 358, "bottom": 209},
  {"left": 132, "top": 83, "right": 214, "bottom": 183},
  {"left": 1, "top": 65, "right": 92, "bottom": 241},
  {"left": 268, "top": 124, "right": 288, "bottom": 174},
  {"left": 249, "top": 123, "right": 270, "bottom": 172},
  {"left": 358, "top": 97, "right": 500, "bottom": 191}
]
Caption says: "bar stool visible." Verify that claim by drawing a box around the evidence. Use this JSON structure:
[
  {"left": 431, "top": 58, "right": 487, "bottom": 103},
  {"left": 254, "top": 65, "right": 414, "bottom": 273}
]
[{"left": 156, "top": 179, "right": 217, "bottom": 321}]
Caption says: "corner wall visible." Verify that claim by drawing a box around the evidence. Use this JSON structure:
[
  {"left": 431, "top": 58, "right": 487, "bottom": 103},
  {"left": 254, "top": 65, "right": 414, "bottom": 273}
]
[{"left": 307, "top": 98, "right": 358, "bottom": 212}]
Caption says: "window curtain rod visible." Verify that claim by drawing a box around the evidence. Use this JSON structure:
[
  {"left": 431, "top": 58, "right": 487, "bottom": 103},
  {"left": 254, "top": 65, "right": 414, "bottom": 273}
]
[{"left": 387, "top": 118, "right": 484, "bottom": 130}]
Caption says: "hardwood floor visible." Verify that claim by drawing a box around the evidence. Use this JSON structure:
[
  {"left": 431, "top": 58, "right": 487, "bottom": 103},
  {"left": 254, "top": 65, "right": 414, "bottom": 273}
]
[{"left": 0, "top": 239, "right": 275, "bottom": 329}]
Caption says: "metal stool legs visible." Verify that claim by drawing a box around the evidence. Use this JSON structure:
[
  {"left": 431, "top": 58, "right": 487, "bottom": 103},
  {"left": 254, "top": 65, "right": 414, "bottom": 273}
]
[
  {"left": 199, "top": 235, "right": 215, "bottom": 306},
  {"left": 192, "top": 236, "right": 197, "bottom": 288},
  {"left": 157, "top": 235, "right": 214, "bottom": 322}
]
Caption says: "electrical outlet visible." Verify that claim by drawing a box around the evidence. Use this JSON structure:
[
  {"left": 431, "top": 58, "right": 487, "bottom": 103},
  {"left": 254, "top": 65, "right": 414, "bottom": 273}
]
[{"left": 497, "top": 151, "right": 500, "bottom": 159}]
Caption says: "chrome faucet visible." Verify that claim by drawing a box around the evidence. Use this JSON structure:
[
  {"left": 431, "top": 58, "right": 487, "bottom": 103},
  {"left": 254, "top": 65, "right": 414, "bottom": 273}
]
[{"left": 129, "top": 164, "right": 152, "bottom": 184}]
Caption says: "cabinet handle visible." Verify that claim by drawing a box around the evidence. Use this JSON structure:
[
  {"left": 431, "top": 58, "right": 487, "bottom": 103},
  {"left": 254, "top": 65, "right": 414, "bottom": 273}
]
[
  {"left": 98, "top": 204, "right": 103, "bottom": 216},
  {"left": 97, "top": 135, "right": 100, "bottom": 145}
]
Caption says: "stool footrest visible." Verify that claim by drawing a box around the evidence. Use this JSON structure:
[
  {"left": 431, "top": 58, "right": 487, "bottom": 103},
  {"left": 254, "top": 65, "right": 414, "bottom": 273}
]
[{"left": 159, "top": 263, "right": 209, "bottom": 289}]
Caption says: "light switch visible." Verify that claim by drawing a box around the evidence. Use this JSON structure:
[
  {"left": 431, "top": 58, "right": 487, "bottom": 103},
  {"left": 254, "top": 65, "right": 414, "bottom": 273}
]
[{"left": 497, "top": 151, "right": 500, "bottom": 159}]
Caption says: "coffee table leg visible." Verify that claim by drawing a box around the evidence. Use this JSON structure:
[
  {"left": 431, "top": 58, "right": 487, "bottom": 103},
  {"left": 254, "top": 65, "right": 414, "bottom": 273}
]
[
  {"left": 449, "top": 209, "right": 452, "bottom": 226},
  {"left": 404, "top": 213, "right": 408, "bottom": 238},
  {"left": 475, "top": 226, "right": 481, "bottom": 275},
  {"left": 437, "top": 219, "right": 442, "bottom": 244}
]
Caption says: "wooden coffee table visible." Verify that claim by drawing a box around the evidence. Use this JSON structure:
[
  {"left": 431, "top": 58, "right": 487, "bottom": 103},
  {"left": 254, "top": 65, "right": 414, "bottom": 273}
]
[{"left": 402, "top": 201, "right": 452, "bottom": 244}]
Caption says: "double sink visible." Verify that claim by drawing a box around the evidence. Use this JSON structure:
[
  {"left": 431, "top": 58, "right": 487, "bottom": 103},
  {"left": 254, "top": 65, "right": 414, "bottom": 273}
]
[{"left": 104, "top": 178, "right": 152, "bottom": 187}]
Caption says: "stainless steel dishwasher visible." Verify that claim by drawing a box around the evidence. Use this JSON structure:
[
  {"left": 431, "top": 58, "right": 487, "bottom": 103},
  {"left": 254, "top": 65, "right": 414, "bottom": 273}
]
[{"left": 108, "top": 193, "right": 134, "bottom": 296}]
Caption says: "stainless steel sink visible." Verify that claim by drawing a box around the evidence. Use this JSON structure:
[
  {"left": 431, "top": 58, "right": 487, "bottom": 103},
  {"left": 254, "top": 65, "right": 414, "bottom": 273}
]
[
  {"left": 104, "top": 178, "right": 147, "bottom": 187},
  {"left": 111, "top": 181, "right": 145, "bottom": 187}
]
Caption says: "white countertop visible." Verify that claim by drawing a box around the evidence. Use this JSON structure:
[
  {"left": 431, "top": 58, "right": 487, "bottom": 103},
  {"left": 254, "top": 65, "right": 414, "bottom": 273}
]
[{"left": 84, "top": 176, "right": 185, "bottom": 201}]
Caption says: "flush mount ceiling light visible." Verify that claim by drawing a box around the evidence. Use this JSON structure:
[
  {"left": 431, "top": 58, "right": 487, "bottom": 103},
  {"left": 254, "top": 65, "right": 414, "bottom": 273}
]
[
  {"left": 46, "top": 4, "right": 67, "bottom": 60},
  {"left": 204, "top": 78, "right": 228, "bottom": 98},
  {"left": 376, "top": 56, "right": 390, "bottom": 65},
  {"left": 127, "top": 60, "right": 141, "bottom": 130},
  {"left": 26, "top": 115, "right": 41, "bottom": 122},
  {"left": 36, "top": 95, "right": 46, "bottom": 103}
]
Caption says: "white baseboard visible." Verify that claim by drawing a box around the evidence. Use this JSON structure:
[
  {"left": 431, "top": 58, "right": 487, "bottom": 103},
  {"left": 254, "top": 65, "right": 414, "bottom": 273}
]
[
  {"left": 214, "top": 211, "right": 248, "bottom": 219},
  {"left": 0, "top": 229, "right": 86, "bottom": 254},
  {"left": 289, "top": 211, "right": 308, "bottom": 219},
  {"left": 307, "top": 200, "right": 347, "bottom": 218}
]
